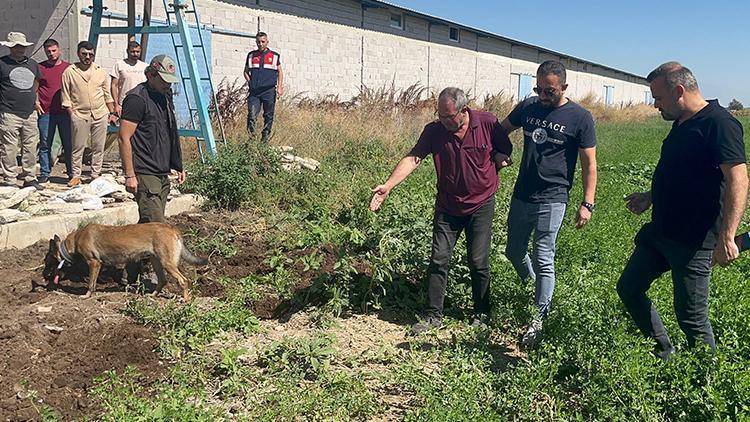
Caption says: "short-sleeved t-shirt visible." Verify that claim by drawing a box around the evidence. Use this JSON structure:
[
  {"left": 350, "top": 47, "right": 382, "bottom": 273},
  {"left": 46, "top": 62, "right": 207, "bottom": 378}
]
[
  {"left": 0, "top": 55, "right": 40, "bottom": 118},
  {"left": 409, "top": 109, "right": 513, "bottom": 216},
  {"left": 121, "top": 83, "right": 182, "bottom": 175},
  {"left": 507, "top": 96, "right": 596, "bottom": 203},
  {"left": 651, "top": 99, "right": 746, "bottom": 248},
  {"left": 38, "top": 60, "right": 70, "bottom": 115},
  {"left": 110, "top": 59, "right": 148, "bottom": 105}
]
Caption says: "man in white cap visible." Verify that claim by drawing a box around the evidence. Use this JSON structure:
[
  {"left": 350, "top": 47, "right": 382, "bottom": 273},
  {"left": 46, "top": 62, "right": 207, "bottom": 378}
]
[{"left": 0, "top": 32, "right": 43, "bottom": 189}]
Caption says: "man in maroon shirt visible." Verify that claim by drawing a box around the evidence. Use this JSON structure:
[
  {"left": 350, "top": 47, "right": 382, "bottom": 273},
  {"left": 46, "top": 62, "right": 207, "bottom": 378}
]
[
  {"left": 36, "top": 39, "right": 71, "bottom": 182},
  {"left": 370, "top": 87, "right": 512, "bottom": 334}
]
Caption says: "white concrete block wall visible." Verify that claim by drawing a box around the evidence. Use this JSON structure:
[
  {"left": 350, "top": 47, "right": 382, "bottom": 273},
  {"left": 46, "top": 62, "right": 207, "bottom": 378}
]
[{"left": 5, "top": 0, "right": 649, "bottom": 106}]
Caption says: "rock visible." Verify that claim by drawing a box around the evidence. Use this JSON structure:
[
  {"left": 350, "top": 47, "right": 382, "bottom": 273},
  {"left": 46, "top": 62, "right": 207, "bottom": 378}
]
[
  {"left": 101, "top": 197, "right": 115, "bottom": 204},
  {"left": 296, "top": 156, "right": 321, "bottom": 171},
  {"left": 115, "top": 176, "right": 126, "bottom": 185},
  {"left": 36, "top": 306, "right": 52, "bottom": 313},
  {"left": 111, "top": 191, "right": 134, "bottom": 202},
  {"left": 274, "top": 145, "right": 295, "bottom": 153},
  {"left": 28, "top": 203, "right": 84, "bottom": 215},
  {"left": 44, "top": 325, "right": 63, "bottom": 333},
  {"left": 0, "top": 209, "right": 30, "bottom": 224},
  {"left": 0, "top": 187, "right": 36, "bottom": 209},
  {"left": 0, "top": 185, "right": 18, "bottom": 198}
]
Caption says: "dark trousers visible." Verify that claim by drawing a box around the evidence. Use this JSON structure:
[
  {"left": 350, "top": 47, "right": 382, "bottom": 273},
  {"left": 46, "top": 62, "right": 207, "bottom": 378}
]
[
  {"left": 616, "top": 223, "right": 715, "bottom": 357},
  {"left": 247, "top": 87, "right": 276, "bottom": 141},
  {"left": 426, "top": 196, "right": 495, "bottom": 318}
]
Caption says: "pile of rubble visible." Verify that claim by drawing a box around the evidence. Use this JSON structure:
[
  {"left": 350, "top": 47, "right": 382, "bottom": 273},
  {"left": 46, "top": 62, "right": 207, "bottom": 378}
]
[
  {"left": 275, "top": 146, "right": 321, "bottom": 172},
  {"left": 0, "top": 166, "right": 184, "bottom": 224}
]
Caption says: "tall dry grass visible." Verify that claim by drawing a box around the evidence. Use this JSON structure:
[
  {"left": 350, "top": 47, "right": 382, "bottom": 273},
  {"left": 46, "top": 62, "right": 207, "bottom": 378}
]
[{"left": 209, "top": 80, "right": 658, "bottom": 159}]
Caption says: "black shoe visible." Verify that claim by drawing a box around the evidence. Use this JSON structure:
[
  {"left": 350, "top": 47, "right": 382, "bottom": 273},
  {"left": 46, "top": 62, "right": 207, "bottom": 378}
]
[
  {"left": 470, "top": 313, "right": 490, "bottom": 329},
  {"left": 653, "top": 344, "right": 676, "bottom": 362},
  {"left": 38, "top": 176, "right": 49, "bottom": 183},
  {"left": 22, "top": 180, "right": 44, "bottom": 191},
  {"left": 410, "top": 316, "right": 443, "bottom": 335}
]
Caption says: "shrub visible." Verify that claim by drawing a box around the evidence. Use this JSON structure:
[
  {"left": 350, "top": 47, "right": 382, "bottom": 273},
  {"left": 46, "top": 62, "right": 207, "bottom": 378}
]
[
  {"left": 184, "top": 142, "right": 281, "bottom": 210},
  {"left": 728, "top": 98, "right": 744, "bottom": 111}
]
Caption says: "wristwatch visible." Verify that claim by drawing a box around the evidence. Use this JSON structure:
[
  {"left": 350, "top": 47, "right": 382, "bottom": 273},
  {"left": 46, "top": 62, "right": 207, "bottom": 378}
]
[{"left": 581, "top": 201, "right": 595, "bottom": 212}]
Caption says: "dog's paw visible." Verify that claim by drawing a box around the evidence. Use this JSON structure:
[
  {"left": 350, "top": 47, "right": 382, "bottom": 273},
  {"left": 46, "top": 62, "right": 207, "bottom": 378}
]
[{"left": 81, "top": 292, "right": 92, "bottom": 299}]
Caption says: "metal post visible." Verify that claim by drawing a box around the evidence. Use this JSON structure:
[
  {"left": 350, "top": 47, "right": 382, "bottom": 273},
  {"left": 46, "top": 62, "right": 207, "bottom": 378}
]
[
  {"left": 141, "top": 0, "right": 153, "bottom": 56},
  {"left": 127, "top": 0, "right": 136, "bottom": 42},
  {"left": 172, "top": 0, "right": 217, "bottom": 155},
  {"left": 88, "top": 0, "right": 104, "bottom": 50}
]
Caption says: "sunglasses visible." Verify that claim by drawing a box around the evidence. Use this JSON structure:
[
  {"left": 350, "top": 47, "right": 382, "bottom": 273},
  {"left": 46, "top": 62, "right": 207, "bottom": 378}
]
[{"left": 533, "top": 87, "right": 559, "bottom": 96}]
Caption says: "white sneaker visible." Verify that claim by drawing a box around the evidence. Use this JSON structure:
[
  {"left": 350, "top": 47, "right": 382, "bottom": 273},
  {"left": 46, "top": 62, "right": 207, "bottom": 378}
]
[{"left": 521, "top": 319, "right": 543, "bottom": 348}]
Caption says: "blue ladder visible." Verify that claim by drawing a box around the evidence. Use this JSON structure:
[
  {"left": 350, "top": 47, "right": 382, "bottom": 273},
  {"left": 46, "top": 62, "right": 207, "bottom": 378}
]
[{"left": 87, "top": 0, "right": 225, "bottom": 158}]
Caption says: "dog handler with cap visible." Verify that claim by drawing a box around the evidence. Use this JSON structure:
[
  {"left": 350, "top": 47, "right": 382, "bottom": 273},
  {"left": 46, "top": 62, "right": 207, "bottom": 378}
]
[{"left": 118, "top": 54, "right": 185, "bottom": 224}]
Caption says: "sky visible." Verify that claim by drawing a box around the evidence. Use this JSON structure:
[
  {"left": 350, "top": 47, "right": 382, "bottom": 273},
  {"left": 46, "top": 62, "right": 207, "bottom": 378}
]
[{"left": 389, "top": 0, "right": 749, "bottom": 107}]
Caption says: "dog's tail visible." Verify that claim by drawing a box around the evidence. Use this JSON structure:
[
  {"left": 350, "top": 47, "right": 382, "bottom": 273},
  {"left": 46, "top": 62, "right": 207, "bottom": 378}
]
[{"left": 180, "top": 241, "right": 209, "bottom": 266}]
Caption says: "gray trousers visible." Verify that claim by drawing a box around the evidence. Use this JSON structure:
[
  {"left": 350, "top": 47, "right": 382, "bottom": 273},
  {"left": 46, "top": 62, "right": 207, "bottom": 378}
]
[
  {"left": 616, "top": 223, "right": 715, "bottom": 358},
  {"left": 0, "top": 111, "right": 39, "bottom": 184},
  {"left": 504, "top": 197, "right": 566, "bottom": 319}
]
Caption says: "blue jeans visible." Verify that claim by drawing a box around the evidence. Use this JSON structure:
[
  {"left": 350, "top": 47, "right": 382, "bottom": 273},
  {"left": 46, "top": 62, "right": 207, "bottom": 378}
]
[
  {"left": 504, "top": 198, "right": 566, "bottom": 319},
  {"left": 37, "top": 113, "right": 72, "bottom": 177}
]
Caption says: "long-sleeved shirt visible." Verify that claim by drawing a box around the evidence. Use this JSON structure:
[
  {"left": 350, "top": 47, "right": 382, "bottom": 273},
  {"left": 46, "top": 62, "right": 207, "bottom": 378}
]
[{"left": 61, "top": 62, "right": 112, "bottom": 119}]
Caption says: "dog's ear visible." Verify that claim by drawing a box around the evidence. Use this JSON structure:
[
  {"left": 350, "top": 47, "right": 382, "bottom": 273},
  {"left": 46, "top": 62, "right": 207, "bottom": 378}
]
[{"left": 54, "top": 234, "right": 60, "bottom": 242}]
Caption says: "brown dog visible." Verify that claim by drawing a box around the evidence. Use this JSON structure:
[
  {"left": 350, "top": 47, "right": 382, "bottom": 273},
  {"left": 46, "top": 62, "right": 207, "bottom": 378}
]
[{"left": 43, "top": 223, "right": 208, "bottom": 301}]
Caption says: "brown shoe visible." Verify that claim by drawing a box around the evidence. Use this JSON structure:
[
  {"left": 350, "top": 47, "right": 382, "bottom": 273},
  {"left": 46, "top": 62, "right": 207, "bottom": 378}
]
[{"left": 67, "top": 177, "right": 81, "bottom": 187}]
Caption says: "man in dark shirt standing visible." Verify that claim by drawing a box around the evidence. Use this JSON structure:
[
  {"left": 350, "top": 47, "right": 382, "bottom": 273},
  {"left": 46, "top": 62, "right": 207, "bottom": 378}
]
[
  {"left": 499, "top": 61, "right": 598, "bottom": 347},
  {"left": 370, "top": 87, "right": 513, "bottom": 334},
  {"left": 618, "top": 62, "right": 747, "bottom": 361},
  {"left": 118, "top": 54, "right": 184, "bottom": 224},
  {"left": 243, "top": 32, "right": 283, "bottom": 143},
  {"left": 0, "top": 32, "right": 43, "bottom": 190}
]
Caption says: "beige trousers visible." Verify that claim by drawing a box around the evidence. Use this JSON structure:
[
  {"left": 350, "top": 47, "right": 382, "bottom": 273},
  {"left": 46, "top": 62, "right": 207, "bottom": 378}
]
[
  {"left": 0, "top": 111, "right": 39, "bottom": 184},
  {"left": 70, "top": 114, "right": 108, "bottom": 178}
]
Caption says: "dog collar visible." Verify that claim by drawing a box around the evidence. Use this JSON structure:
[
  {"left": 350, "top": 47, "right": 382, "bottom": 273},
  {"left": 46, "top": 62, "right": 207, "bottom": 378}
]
[{"left": 59, "top": 239, "right": 74, "bottom": 264}]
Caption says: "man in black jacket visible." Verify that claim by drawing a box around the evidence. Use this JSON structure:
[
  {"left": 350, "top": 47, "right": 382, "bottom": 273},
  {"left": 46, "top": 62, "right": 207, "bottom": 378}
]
[{"left": 118, "top": 54, "right": 184, "bottom": 223}]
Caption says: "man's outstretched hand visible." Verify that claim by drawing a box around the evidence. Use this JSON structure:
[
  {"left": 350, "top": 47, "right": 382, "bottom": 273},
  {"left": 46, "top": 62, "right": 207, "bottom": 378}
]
[{"left": 369, "top": 184, "right": 391, "bottom": 211}]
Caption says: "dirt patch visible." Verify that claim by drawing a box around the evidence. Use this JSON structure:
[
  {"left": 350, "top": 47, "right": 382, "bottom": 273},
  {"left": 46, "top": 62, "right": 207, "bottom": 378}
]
[
  {"left": 0, "top": 241, "right": 165, "bottom": 421},
  {"left": 0, "top": 208, "right": 350, "bottom": 420}
]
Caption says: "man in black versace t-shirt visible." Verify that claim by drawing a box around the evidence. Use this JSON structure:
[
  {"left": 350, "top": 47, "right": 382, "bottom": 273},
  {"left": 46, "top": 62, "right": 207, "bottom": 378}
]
[
  {"left": 618, "top": 62, "right": 747, "bottom": 360},
  {"left": 499, "top": 61, "right": 598, "bottom": 347}
]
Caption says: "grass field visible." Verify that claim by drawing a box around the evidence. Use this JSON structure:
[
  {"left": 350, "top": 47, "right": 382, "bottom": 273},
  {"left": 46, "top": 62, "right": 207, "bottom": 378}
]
[{"left": 87, "top": 106, "right": 750, "bottom": 421}]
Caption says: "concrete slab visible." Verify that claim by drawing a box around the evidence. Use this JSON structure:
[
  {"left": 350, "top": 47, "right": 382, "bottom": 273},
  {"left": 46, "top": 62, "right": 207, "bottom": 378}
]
[{"left": 0, "top": 194, "right": 204, "bottom": 250}]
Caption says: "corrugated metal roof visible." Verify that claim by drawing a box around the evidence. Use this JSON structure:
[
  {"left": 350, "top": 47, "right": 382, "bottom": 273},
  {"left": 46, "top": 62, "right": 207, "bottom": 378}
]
[{"left": 364, "top": 0, "right": 646, "bottom": 82}]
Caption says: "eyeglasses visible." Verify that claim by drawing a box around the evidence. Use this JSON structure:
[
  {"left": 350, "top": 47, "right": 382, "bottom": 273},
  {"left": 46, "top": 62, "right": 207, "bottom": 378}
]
[
  {"left": 533, "top": 87, "right": 559, "bottom": 96},
  {"left": 435, "top": 110, "right": 462, "bottom": 120}
]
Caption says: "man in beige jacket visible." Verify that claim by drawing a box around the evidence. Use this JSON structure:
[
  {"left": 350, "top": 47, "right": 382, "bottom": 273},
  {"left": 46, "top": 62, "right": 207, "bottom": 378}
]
[{"left": 61, "top": 41, "right": 117, "bottom": 187}]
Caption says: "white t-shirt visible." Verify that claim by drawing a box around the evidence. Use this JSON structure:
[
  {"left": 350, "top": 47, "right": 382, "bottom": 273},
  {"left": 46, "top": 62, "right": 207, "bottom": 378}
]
[{"left": 109, "top": 59, "right": 148, "bottom": 105}]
